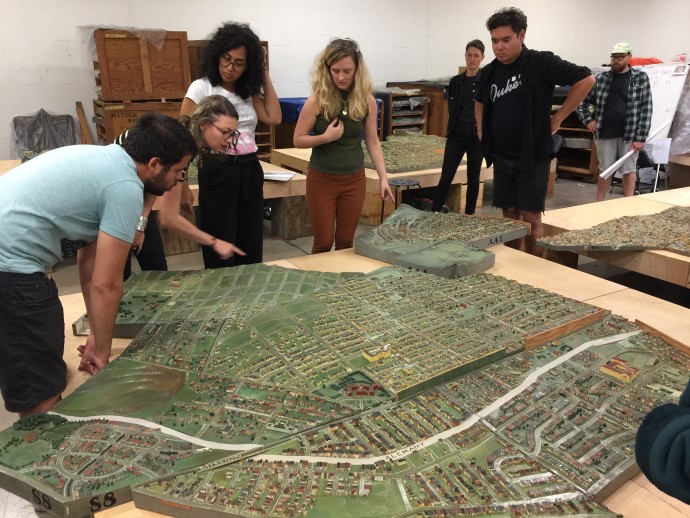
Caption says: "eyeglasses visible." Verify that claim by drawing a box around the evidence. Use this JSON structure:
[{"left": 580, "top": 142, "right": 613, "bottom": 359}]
[
  {"left": 211, "top": 122, "right": 240, "bottom": 147},
  {"left": 328, "top": 37, "right": 360, "bottom": 53},
  {"left": 219, "top": 54, "right": 247, "bottom": 70},
  {"left": 610, "top": 54, "right": 630, "bottom": 60}
]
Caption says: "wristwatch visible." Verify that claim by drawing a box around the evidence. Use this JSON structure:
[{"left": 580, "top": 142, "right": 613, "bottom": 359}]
[{"left": 136, "top": 216, "right": 148, "bottom": 232}]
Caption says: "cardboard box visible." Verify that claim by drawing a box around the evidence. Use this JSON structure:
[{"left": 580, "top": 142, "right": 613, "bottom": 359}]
[{"left": 668, "top": 153, "right": 690, "bottom": 188}]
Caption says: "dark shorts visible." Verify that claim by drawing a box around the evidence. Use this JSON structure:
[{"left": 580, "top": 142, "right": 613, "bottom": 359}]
[
  {"left": 492, "top": 156, "right": 551, "bottom": 213},
  {"left": 0, "top": 272, "right": 66, "bottom": 413}
]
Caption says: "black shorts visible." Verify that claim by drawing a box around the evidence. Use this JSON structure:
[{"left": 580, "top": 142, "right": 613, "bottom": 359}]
[
  {"left": 0, "top": 272, "right": 66, "bottom": 413},
  {"left": 491, "top": 156, "right": 551, "bottom": 213}
]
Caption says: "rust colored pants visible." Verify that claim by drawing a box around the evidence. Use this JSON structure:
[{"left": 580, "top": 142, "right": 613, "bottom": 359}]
[{"left": 306, "top": 168, "right": 366, "bottom": 254}]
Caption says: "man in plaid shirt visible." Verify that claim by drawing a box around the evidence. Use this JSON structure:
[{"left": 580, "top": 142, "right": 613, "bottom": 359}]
[{"left": 577, "top": 42, "right": 653, "bottom": 201}]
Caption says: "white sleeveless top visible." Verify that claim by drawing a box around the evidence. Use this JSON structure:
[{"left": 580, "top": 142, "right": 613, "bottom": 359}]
[{"left": 185, "top": 78, "right": 258, "bottom": 155}]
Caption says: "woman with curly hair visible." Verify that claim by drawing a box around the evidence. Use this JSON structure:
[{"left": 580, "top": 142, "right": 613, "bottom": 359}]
[
  {"left": 294, "top": 38, "right": 392, "bottom": 254},
  {"left": 181, "top": 22, "right": 281, "bottom": 268}
]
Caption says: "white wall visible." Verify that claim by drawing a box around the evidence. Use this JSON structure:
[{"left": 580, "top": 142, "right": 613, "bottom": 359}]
[{"left": 1, "top": 0, "right": 687, "bottom": 158}]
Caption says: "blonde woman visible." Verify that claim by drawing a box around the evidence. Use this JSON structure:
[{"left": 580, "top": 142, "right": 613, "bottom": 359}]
[
  {"left": 157, "top": 95, "right": 246, "bottom": 261},
  {"left": 294, "top": 38, "right": 392, "bottom": 254}
]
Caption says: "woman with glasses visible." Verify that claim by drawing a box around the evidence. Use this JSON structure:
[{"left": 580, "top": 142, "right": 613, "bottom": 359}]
[
  {"left": 180, "top": 22, "right": 281, "bottom": 268},
  {"left": 432, "top": 39, "right": 485, "bottom": 214},
  {"left": 156, "top": 96, "right": 246, "bottom": 261},
  {"left": 294, "top": 38, "right": 392, "bottom": 254}
]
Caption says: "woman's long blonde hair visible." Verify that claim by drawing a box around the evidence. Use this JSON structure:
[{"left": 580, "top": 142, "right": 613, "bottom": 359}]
[
  {"left": 311, "top": 38, "right": 373, "bottom": 121},
  {"left": 183, "top": 95, "right": 239, "bottom": 148}
]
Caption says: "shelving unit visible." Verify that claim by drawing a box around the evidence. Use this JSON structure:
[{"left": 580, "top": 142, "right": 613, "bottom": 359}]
[
  {"left": 375, "top": 91, "right": 429, "bottom": 139},
  {"left": 386, "top": 81, "right": 448, "bottom": 137},
  {"left": 554, "top": 93, "right": 599, "bottom": 182},
  {"left": 255, "top": 121, "right": 274, "bottom": 161}
]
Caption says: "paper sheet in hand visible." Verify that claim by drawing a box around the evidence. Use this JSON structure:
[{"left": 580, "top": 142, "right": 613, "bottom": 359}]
[
  {"left": 644, "top": 138, "right": 671, "bottom": 165},
  {"left": 264, "top": 171, "right": 296, "bottom": 181}
]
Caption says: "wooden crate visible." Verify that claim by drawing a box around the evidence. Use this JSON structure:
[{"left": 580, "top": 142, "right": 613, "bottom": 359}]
[
  {"left": 93, "top": 99, "right": 182, "bottom": 144},
  {"left": 94, "top": 29, "right": 191, "bottom": 102}
]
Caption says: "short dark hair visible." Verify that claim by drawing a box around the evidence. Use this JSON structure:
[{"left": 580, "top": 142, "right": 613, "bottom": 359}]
[
  {"left": 201, "top": 22, "right": 265, "bottom": 100},
  {"left": 120, "top": 113, "right": 197, "bottom": 168},
  {"left": 486, "top": 7, "right": 528, "bottom": 34},
  {"left": 466, "top": 39, "right": 485, "bottom": 54}
]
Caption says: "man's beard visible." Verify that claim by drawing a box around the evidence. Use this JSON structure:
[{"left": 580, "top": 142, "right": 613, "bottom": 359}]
[{"left": 144, "top": 171, "right": 172, "bottom": 196}]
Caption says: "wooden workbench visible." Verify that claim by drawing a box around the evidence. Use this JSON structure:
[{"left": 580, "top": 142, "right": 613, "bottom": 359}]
[
  {"left": 270, "top": 147, "right": 490, "bottom": 227},
  {"left": 542, "top": 187, "right": 690, "bottom": 288},
  {"left": 149, "top": 160, "right": 306, "bottom": 252},
  {"left": 45, "top": 246, "right": 689, "bottom": 518},
  {"left": 0, "top": 159, "right": 21, "bottom": 175}
]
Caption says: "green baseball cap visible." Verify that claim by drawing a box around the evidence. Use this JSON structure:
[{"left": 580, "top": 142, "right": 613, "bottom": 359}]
[{"left": 611, "top": 42, "right": 632, "bottom": 55}]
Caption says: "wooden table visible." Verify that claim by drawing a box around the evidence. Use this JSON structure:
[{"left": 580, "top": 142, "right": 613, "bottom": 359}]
[
  {"left": 542, "top": 187, "right": 690, "bottom": 288},
  {"left": 270, "top": 147, "right": 490, "bottom": 227},
  {"left": 0, "top": 159, "right": 21, "bottom": 175},
  {"left": 43, "top": 246, "right": 688, "bottom": 518},
  {"left": 150, "top": 161, "right": 307, "bottom": 252},
  {"left": 152, "top": 161, "right": 305, "bottom": 210}
]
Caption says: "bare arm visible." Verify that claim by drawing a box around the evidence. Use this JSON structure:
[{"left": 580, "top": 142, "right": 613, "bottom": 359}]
[
  {"left": 157, "top": 182, "right": 244, "bottom": 258},
  {"left": 363, "top": 95, "right": 392, "bottom": 200},
  {"left": 551, "top": 75, "right": 596, "bottom": 133},
  {"left": 293, "top": 96, "right": 341, "bottom": 148},
  {"left": 252, "top": 69, "right": 282, "bottom": 125},
  {"left": 132, "top": 192, "right": 158, "bottom": 251},
  {"left": 475, "top": 101, "right": 484, "bottom": 141},
  {"left": 180, "top": 97, "right": 197, "bottom": 117},
  {"left": 77, "top": 232, "right": 131, "bottom": 373}
]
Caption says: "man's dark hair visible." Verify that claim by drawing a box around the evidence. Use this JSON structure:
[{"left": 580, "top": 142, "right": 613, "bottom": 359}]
[
  {"left": 202, "top": 22, "right": 265, "bottom": 100},
  {"left": 120, "top": 113, "right": 197, "bottom": 168},
  {"left": 486, "top": 7, "right": 528, "bottom": 34},
  {"left": 466, "top": 39, "right": 485, "bottom": 54}
]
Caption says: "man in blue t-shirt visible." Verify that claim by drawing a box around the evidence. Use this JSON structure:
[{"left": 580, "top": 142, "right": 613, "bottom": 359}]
[
  {"left": 475, "top": 7, "right": 595, "bottom": 256},
  {"left": 0, "top": 113, "right": 197, "bottom": 417}
]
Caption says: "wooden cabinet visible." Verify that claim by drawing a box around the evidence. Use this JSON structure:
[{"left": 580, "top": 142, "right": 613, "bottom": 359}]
[
  {"left": 255, "top": 121, "right": 274, "bottom": 161},
  {"left": 386, "top": 81, "right": 449, "bottom": 137},
  {"left": 375, "top": 91, "right": 429, "bottom": 138},
  {"left": 554, "top": 92, "right": 599, "bottom": 182}
]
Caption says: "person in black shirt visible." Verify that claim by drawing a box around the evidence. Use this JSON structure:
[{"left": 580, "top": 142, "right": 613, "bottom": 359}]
[
  {"left": 475, "top": 7, "right": 594, "bottom": 256},
  {"left": 576, "top": 43, "right": 653, "bottom": 201},
  {"left": 433, "top": 39, "right": 485, "bottom": 214}
]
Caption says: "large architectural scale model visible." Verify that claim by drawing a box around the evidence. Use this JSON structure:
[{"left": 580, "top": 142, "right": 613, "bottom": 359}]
[
  {"left": 73, "top": 265, "right": 360, "bottom": 338},
  {"left": 363, "top": 134, "right": 448, "bottom": 172},
  {"left": 0, "top": 262, "right": 687, "bottom": 517},
  {"left": 538, "top": 205, "right": 690, "bottom": 255},
  {"left": 355, "top": 204, "right": 530, "bottom": 277}
]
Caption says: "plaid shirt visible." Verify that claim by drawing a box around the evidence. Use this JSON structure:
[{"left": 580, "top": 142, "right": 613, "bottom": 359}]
[{"left": 576, "top": 67, "right": 652, "bottom": 142}]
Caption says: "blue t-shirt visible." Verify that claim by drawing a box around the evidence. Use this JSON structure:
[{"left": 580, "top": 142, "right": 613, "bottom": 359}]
[{"left": 0, "top": 144, "right": 143, "bottom": 273}]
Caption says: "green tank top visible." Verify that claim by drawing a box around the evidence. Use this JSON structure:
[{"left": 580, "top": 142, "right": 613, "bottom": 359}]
[{"left": 308, "top": 106, "right": 366, "bottom": 175}]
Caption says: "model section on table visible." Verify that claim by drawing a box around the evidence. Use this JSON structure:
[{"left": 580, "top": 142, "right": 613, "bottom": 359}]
[
  {"left": 2, "top": 263, "right": 688, "bottom": 517},
  {"left": 133, "top": 316, "right": 688, "bottom": 517},
  {"left": 73, "top": 264, "right": 360, "bottom": 338},
  {"left": 355, "top": 204, "right": 529, "bottom": 277},
  {"left": 539, "top": 205, "right": 690, "bottom": 254},
  {"left": 362, "top": 133, "right": 447, "bottom": 172}
]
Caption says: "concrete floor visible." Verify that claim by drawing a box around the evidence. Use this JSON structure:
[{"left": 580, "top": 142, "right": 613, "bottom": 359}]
[{"left": 0, "top": 174, "right": 685, "bottom": 517}]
